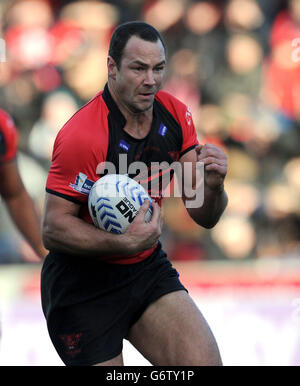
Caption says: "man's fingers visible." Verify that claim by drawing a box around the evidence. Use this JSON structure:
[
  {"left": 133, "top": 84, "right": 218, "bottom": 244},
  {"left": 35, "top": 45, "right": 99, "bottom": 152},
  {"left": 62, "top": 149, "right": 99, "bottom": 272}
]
[
  {"left": 149, "top": 201, "right": 161, "bottom": 224},
  {"left": 198, "top": 149, "right": 226, "bottom": 160},
  {"left": 136, "top": 199, "right": 160, "bottom": 222},
  {"left": 195, "top": 144, "right": 203, "bottom": 155},
  {"left": 205, "top": 163, "right": 227, "bottom": 175},
  {"left": 135, "top": 199, "right": 150, "bottom": 219},
  {"left": 197, "top": 144, "right": 227, "bottom": 161},
  {"left": 201, "top": 156, "right": 227, "bottom": 167}
]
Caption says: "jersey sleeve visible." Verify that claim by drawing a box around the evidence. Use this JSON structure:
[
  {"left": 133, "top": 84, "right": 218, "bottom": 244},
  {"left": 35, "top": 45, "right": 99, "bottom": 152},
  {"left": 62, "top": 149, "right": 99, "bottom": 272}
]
[
  {"left": 46, "top": 97, "right": 109, "bottom": 204},
  {"left": 179, "top": 105, "right": 199, "bottom": 158},
  {"left": 0, "top": 109, "right": 18, "bottom": 163},
  {"left": 155, "top": 91, "right": 199, "bottom": 158}
]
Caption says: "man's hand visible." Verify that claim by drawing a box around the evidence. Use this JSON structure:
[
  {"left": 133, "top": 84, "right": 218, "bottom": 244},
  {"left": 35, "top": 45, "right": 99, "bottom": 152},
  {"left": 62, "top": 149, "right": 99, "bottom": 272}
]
[
  {"left": 124, "top": 200, "right": 162, "bottom": 253},
  {"left": 196, "top": 144, "right": 227, "bottom": 191}
]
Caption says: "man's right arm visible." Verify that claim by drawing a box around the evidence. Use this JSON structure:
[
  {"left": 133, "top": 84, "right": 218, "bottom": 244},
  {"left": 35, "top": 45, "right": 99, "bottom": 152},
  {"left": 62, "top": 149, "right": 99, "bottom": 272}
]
[{"left": 42, "top": 193, "right": 162, "bottom": 258}]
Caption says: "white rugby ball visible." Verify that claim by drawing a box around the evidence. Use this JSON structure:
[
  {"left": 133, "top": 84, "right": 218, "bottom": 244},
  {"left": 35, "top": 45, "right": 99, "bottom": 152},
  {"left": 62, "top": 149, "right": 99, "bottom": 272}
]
[{"left": 88, "top": 174, "right": 153, "bottom": 234}]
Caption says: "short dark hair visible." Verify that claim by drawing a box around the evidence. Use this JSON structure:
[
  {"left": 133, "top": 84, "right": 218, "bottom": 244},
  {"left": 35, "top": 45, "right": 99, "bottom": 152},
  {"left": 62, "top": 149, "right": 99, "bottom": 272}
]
[{"left": 108, "top": 21, "right": 166, "bottom": 69}]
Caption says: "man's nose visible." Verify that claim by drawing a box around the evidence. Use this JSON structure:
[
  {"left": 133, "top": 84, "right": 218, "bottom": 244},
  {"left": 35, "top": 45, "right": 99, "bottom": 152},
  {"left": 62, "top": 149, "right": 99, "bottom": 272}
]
[{"left": 144, "top": 70, "right": 155, "bottom": 86}]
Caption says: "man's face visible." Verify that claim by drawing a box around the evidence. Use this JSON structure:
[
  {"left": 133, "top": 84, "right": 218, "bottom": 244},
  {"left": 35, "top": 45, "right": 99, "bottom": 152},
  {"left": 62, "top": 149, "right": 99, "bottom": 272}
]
[{"left": 111, "top": 36, "right": 166, "bottom": 114}]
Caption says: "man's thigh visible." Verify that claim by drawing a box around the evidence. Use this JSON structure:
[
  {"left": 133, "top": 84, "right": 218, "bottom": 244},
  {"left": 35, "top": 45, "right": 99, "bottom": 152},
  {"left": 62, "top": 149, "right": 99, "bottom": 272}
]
[
  {"left": 127, "top": 290, "right": 222, "bottom": 366},
  {"left": 94, "top": 353, "right": 124, "bottom": 366}
]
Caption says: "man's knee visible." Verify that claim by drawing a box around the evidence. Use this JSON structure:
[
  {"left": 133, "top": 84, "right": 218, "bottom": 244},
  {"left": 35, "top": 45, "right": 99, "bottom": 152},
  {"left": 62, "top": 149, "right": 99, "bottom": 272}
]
[{"left": 186, "top": 345, "right": 223, "bottom": 366}]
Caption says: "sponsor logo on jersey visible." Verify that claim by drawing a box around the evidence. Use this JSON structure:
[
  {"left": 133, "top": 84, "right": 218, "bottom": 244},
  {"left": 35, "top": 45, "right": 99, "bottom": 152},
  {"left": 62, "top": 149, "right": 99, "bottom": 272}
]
[
  {"left": 70, "top": 172, "right": 94, "bottom": 195},
  {"left": 119, "top": 139, "right": 130, "bottom": 152},
  {"left": 158, "top": 123, "right": 167, "bottom": 136}
]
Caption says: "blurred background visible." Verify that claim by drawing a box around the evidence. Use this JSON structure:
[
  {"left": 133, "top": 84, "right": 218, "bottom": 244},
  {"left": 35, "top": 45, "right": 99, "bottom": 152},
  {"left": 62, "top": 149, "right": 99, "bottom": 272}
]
[{"left": 0, "top": 0, "right": 300, "bottom": 366}]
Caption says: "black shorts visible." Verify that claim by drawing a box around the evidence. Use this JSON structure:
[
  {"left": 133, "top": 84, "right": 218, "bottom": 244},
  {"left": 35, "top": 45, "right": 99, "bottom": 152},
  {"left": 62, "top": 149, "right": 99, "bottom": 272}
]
[{"left": 40, "top": 243, "right": 187, "bottom": 366}]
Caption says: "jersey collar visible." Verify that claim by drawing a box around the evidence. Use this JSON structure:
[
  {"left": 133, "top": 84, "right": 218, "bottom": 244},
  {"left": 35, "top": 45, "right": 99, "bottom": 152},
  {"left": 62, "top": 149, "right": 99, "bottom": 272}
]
[{"left": 102, "top": 83, "right": 127, "bottom": 129}]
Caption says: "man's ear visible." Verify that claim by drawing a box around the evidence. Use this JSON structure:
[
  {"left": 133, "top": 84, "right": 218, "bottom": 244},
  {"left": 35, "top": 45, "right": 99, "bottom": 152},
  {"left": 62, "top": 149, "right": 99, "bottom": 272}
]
[{"left": 107, "top": 56, "right": 117, "bottom": 80}]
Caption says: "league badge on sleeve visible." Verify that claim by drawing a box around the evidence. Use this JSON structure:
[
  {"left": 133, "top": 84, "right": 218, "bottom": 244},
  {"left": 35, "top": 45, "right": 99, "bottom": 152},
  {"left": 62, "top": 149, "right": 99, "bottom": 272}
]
[
  {"left": 185, "top": 107, "right": 192, "bottom": 126},
  {"left": 70, "top": 172, "right": 95, "bottom": 195}
]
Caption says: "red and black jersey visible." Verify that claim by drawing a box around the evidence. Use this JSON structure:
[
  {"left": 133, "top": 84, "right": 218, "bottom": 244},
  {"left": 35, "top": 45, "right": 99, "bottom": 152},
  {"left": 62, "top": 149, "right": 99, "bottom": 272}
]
[
  {"left": 0, "top": 109, "right": 18, "bottom": 166},
  {"left": 46, "top": 84, "right": 198, "bottom": 263}
]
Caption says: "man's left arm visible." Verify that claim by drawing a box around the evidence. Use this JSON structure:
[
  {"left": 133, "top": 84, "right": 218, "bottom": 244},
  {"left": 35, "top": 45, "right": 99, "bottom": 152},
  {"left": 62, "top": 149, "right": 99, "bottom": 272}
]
[
  {"left": 179, "top": 143, "right": 228, "bottom": 228},
  {"left": 0, "top": 160, "right": 48, "bottom": 259}
]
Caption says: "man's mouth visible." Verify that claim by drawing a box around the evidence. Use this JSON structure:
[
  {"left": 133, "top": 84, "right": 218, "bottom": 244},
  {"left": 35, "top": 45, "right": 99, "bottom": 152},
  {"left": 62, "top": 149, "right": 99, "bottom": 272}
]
[{"left": 138, "top": 92, "right": 154, "bottom": 100}]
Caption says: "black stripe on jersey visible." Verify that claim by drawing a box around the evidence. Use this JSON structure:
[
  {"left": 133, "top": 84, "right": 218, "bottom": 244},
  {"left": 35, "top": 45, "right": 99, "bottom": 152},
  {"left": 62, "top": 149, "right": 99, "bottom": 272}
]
[
  {"left": 179, "top": 144, "right": 198, "bottom": 159},
  {"left": 46, "top": 188, "right": 83, "bottom": 205},
  {"left": 0, "top": 129, "right": 7, "bottom": 158}
]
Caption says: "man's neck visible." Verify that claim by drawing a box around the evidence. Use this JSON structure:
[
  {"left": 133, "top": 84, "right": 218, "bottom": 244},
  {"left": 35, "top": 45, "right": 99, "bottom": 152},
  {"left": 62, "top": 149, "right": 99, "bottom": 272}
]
[{"left": 107, "top": 81, "right": 153, "bottom": 139}]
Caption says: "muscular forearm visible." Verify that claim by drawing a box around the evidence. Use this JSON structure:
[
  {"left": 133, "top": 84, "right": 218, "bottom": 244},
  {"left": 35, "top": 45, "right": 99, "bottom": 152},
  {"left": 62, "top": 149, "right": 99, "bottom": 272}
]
[
  {"left": 179, "top": 143, "right": 228, "bottom": 229},
  {"left": 5, "top": 189, "right": 47, "bottom": 258},
  {"left": 42, "top": 213, "right": 133, "bottom": 258},
  {"left": 43, "top": 195, "right": 161, "bottom": 259},
  {"left": 187, "top": 185, "right": 228, "bottom": 229}
]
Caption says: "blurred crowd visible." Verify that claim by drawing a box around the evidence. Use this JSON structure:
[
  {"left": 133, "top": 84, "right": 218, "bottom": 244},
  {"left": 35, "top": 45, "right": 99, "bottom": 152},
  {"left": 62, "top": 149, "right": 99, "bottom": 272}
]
[{"left": 0, "top": 0, "right": 299, "bottom": 263}]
